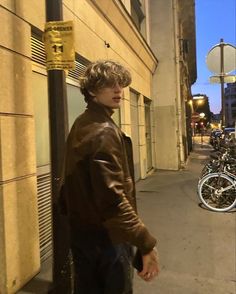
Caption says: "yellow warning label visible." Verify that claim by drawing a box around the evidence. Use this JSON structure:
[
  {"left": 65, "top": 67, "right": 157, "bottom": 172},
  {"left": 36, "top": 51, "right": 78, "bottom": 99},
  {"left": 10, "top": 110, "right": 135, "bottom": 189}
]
[{"left": 44, "top": 20, "right": 75, "bottom": 70}]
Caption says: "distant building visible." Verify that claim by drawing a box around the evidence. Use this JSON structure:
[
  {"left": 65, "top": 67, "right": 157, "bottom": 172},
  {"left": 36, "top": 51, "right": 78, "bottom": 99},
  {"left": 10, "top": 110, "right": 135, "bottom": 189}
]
[
  {"left": 225, "top": 82, "right": 236, "bottom": 127},
  {"left": 211, "top": 113, "right": 221, "bottom": 129}
]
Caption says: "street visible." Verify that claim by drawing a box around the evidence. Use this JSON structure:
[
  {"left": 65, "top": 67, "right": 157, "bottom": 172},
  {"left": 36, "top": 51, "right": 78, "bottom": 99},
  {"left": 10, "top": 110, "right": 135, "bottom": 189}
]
[{"left": 134, "top": 136, "right": 236, "bottom": 294}]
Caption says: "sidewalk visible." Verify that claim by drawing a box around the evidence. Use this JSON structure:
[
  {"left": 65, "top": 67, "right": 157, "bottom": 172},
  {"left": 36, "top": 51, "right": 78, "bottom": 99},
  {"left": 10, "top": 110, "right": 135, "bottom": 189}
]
[
  {"left": 134, "top": 136, "right": 236, "bottom": 294},
  {"left": 19, "top": 137, "right": 236, "bottom": 293}
]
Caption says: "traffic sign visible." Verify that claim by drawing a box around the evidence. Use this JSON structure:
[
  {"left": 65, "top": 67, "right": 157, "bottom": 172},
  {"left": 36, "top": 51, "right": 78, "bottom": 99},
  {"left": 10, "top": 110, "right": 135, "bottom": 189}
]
[
  {"left": 206, "top": 43, "right": 236, "bottom": 74},
  {"left": 191, "top": 112, "right": 200, "bottom": 122},
  {"left": 209, "top": 75, "right": 236, "bottom": 84}
]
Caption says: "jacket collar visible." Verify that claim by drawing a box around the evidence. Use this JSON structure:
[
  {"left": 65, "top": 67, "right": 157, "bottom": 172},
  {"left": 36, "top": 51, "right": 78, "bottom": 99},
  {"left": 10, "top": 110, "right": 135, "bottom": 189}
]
[{"left": 87, "top": 100, "right": 114, "bottom": 118}]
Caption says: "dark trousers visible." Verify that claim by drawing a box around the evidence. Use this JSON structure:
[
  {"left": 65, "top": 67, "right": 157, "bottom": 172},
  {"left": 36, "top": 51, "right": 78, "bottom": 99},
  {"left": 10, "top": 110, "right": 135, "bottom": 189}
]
[{"left": 71, "top": 243, "right": 134, "bottom": 294}]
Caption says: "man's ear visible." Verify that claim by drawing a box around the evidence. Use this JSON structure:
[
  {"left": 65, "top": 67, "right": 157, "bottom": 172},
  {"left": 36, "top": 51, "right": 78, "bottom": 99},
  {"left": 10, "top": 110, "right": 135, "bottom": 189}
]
[{"left": 88, "top": 90, "right": 96, "bottom": 97}]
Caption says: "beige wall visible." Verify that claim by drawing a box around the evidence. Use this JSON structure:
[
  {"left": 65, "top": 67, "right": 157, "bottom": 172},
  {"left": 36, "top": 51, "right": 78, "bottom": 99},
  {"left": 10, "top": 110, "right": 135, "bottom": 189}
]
[
  {"left": 18, "top": 0, "right": 157, "bottom": 176},
  {"left": 0, "top": 3, "right": 40, "bottom": 294},
  {"left": 138, "top": 95, "right": 148, "bottom": 178},
  {"left": 64, "top": 0, "right": 157, "bottom": 176},
  {"left": 63, "top": 0, "right": 156, "bottom": 96},
  {"left": 120, "top": 0, "right": 131, "bottom": 12},
  {"left": 0, "top": 0, "right": 195, "bottom": 291},
  {"left": 150, "top": 0, "right": 190, "bottom": 170},
  {"left": 150, "top": 0, "right": 180, "bottom": 170}
]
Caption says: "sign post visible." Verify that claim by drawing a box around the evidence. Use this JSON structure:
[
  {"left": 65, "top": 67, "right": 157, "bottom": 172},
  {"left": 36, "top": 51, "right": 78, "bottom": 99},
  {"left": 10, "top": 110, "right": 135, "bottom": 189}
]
[
  {"left": 206, "top": 39, "right": 236, "bottom": 127},
  {"left": 191, "top": 112, "right": 200, "bottom": 137},
  {"left": 44, "top": 1, "right": 74, "bottom": 293},
  {"left": 220, "top": 39, "right": 225, "bottom": 127}
]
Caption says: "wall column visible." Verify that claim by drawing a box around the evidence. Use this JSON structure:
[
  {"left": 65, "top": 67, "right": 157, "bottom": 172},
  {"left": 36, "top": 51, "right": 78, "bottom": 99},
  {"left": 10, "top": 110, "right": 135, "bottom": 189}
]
[
  {"left": 0, "top": 6, "right": 40, "bottom": 294},
  {"left": 138, "top": 94, "right": 147, "bottom": 179}
]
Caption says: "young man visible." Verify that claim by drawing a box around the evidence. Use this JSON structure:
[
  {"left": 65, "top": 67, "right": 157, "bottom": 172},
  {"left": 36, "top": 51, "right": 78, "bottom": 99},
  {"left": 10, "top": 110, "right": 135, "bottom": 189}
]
[{"left": 61, "top": 60, "right": 159, "bottom": 293}]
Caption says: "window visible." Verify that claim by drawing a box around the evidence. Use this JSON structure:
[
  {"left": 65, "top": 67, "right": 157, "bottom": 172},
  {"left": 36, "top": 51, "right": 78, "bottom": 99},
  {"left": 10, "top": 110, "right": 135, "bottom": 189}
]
[
  {"left": 130, "top": 0, "right": 145, "bottom": 30},
  {"left": 67, "top": 84, "right": 87, "bottom": 130},
  {"left": 130, "top": 90, "right": 141, "bottom": 180},
  {"left": 32, "top": 72, "right": 50, "bottom": 167}
]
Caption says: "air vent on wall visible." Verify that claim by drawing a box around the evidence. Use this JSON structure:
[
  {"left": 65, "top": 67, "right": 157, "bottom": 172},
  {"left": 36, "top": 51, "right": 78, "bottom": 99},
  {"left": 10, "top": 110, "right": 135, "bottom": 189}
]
[
  {"left": 37, "top": 172, "right": 53, "bottom": 261},
  {"left": 68, "top": 60, "right": 87, "bottom": 80}
]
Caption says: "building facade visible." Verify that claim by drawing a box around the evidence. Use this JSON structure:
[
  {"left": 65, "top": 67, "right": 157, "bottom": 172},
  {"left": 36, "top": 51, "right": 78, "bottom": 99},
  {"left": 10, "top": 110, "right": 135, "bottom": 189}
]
[
  {"left": 225, "top": 82, "right": 236, "bottom": 127},
  {"left": 0, "top": 0, "right": 196, "bottom": 292},
  {"left": 150, "top": 0, "right": 197, "bottom": 169}
]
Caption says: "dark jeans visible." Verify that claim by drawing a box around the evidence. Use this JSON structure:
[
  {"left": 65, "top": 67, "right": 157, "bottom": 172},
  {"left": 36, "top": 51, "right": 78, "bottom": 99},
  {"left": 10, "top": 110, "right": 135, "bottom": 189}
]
[{"left": 71, "top": 242, "right": 134, "bottom": 294}]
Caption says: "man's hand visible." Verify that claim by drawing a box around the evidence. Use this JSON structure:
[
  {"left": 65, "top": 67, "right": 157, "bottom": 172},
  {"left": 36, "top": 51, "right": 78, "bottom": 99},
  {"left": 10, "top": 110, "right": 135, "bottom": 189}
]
[{"left": 138, "top": 247, "right": 160, "bottom": 282}]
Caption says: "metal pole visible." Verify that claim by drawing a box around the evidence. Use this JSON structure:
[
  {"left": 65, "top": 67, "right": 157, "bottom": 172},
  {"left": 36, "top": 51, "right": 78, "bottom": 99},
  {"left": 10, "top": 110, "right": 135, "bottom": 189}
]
[
  {"left": 220, "top": 38, "right": 225, "bottom": 127},
  {"left": 235, "top": 121, "right": 236, "bottom": 141},
  {"left": 201, "top": 132, "right": 203, "bottom": 148},
  {"left": 45, "top": 1, "right": 72, "bottom": 293}
]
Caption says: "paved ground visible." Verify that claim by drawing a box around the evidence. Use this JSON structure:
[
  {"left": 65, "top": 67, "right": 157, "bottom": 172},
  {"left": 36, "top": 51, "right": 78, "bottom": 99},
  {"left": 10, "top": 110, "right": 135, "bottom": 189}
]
[
  {"left": 134, "top": 136, "right": 236, "bottom": 294},
  {"left": 19, "top": 136, "right": 236, "bottom": 293}
]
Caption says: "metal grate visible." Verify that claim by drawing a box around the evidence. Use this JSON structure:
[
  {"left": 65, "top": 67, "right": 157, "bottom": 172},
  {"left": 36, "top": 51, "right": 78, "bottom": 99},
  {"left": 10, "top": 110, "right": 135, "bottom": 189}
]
[
  {"left": 31, "top": 36, "right": 46, "bottom": 66},
  {"left": 37, "top": 172, "right": 53, "bottom": 261},
  {"left": 68, "top": 60, "right": 86, "bottom": 80}
]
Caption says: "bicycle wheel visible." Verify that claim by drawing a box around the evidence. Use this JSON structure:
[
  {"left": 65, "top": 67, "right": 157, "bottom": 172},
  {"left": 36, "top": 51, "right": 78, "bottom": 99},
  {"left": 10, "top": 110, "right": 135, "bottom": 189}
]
[{"left": 198, "top": 173, "right": 236, "bottom": 212}]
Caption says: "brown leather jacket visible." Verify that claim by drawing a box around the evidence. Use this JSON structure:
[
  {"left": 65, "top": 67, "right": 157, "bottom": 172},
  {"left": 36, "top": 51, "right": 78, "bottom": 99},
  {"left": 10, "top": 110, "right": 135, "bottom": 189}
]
[{"left": 62, "top": 101, "right": 156, "bottom": 254}]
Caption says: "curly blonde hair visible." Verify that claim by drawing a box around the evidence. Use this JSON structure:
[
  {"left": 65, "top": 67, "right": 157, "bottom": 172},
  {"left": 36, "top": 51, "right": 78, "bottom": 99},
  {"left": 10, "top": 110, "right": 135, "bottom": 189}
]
[{"left": 79, "top": 60, "right": 132, "bottom": 102}]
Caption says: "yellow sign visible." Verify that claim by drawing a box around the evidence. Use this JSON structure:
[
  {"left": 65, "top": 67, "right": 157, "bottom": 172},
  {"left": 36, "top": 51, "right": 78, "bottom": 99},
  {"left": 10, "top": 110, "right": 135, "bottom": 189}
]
[{"left": 44, "top": 20, "right": 75, "bottom": 70}]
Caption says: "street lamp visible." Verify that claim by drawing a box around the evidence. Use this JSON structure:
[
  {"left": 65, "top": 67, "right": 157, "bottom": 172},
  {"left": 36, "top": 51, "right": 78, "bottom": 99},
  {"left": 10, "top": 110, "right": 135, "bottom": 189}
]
[
  {"left": 196, "top": 100, "right": 203, "bottom": 105},
  {"left": 195, "top": 98, "right": 204, "bottom": 109},
  {"left": 192, "top": 97, "right": 205, "bottom": 114}
]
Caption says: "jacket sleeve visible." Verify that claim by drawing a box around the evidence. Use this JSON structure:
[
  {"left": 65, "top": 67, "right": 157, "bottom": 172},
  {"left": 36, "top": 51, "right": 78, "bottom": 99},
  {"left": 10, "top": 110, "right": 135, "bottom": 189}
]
[{"left": 89, "top": 127, "right": 156, "bottom": 255}]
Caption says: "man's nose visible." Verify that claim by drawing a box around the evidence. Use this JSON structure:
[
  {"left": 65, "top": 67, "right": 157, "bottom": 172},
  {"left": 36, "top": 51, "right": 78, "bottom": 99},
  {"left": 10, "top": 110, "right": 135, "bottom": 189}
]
[{"left": 114, "top": 83, "right": 123, "bottom": 92}]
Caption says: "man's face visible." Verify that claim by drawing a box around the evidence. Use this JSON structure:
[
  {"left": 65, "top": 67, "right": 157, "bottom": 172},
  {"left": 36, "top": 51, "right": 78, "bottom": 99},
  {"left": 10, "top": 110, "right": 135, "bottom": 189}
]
[{"left": 91, "top": 83, "right": 124, "bottom": 109}]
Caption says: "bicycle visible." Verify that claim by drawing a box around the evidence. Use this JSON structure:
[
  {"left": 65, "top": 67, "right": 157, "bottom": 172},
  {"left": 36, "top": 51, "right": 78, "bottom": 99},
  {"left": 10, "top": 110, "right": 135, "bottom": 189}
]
[{"left": 197, "top": 165, "right": 236, "bottom": 212}]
